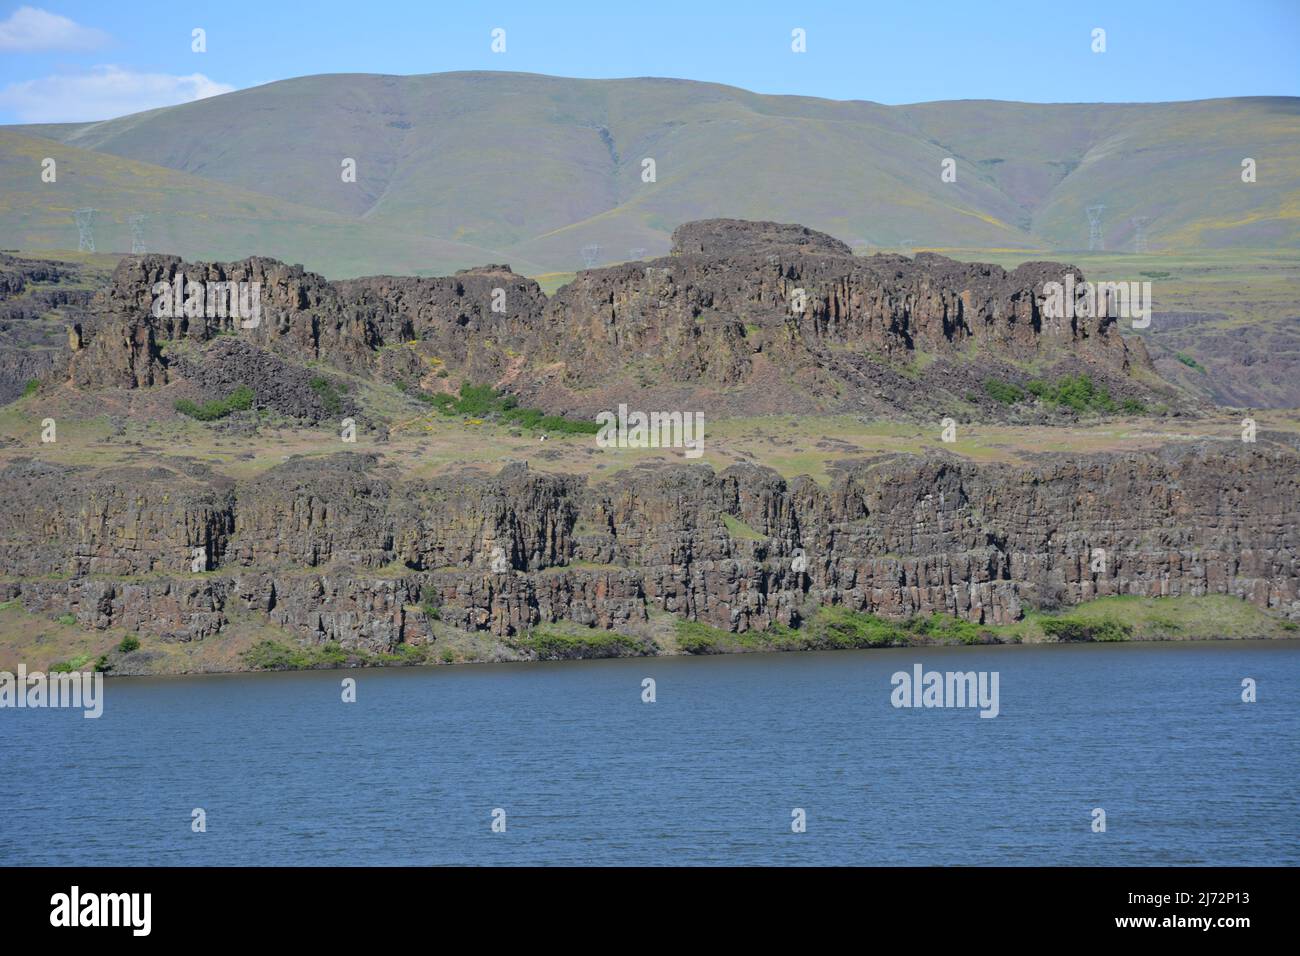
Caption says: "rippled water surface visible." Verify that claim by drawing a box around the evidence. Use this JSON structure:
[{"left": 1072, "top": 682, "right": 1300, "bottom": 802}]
[{"left": 2, "top": 641, "right": 1296, "bottom": 865}]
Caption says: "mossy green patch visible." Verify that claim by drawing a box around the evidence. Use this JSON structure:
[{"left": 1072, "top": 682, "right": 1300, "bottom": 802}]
[{"left": 721, "top": 513, "right": 765, "bottom": 541}]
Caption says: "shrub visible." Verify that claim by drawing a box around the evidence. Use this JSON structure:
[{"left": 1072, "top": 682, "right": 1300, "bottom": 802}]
[
  {"left": 675, "top": 619, "right": 729, "bottom": 654},
  {"left": 1175, "top": 352, "right": 1206, "bottom": 373},
  {"left": 983, "top": 378, "right": 1025, "bottom": 405},
  {"left": 22, "top": 379, "right": 39, "bottom": 397},
  {"left": 309, "top": 376, "right": 344, "bottom": 416},
  {"left": 812, "top": 606, "right": 906, "bottom": 647},
  {"left": 175, "top": 385, "right": 254, "bottom": 421},
  {"left": 1041, "top": 616, "right": 1132, "bottom": 643},
  {"left": 1025, "top": 375, "right": 1118, "bottom": 414},
  {"left": 242, "top": 640, "right": 309, "bottom": 670},
  {"left": 117, "top": 635, "right": 141, "bottom": 653},
  {"left": 317, "top": 642, "right": 349, "bottom": 666},
  {"left": 51, "top": 654, "right": 92, "bottom": 673},
  {"left": 409, "top": 382, "right": 598, "bottom": 434},
  {"left": 907, "top": 612, "right": 986, "bottom": 645},
  {"left": 56, "top": 613, "right": 76, "bottom": 626}
]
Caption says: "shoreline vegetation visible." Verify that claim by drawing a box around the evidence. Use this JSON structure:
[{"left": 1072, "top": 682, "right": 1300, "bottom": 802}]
[{"left": 1, "top": 594, "right": 1294, "bottom": 679}]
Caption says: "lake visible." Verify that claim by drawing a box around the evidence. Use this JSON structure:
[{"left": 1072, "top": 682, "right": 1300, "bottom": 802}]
[{"left": 2, "top": 641, "right": 1297, "bottom": 865}]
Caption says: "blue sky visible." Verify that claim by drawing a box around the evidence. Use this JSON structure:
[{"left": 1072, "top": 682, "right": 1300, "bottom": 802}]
[{"left": 1, "top": 0, "right": 1297, "bottom": 123}]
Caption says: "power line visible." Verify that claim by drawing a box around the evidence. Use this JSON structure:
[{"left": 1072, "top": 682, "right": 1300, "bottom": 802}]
[
  {"left": 74, "top": 208, "right": 96, "bottom": 252},
  {"left": 1086, "top": 204, "right": 1105, "bottom": 251},
  {"left": 1130, "top": 216, "right": 1149, "bottom": 254},
  {"left": 129, "top": 215, "right": 147, "bottom": 254}
]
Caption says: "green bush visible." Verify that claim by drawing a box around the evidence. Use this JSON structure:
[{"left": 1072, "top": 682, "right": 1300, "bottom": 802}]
[
  {"left": 117, "top": 635, "right": 140, "bottom": 653},
  {"left": 175, "top": 385, "right": 254, "bottom": 421},
  {"left": 309, "top": 377, "right": 344, "bottom": 416},
  {"left": 1025, "top": 375, "right": 1119, "bottom": 414},
  {"left": 317, "top": 642, "right": 349, "bottom": 666},
  {"left": 1041, "top": 616, "right": 1132, "bottom": 643},
  {"left": 813, "top": 606, "right": 906, "bottom": 647},
  {"left": 22, "top": 379, "right": 39, "bottom": 397},
  {"left": 243, "top": 640, "right": 304, "bottom": 670},
  {"left": 805, "top": 608, "right": 991, "bottom": 648},
  {"left": 907, "top": 612, "right": 986, "bottom": 645},
  {"left": 983, "top": 378, "right": 1026, "bottom": 405},
  {"left": 409, "top": 382, "right": 599, "bottom": 434},
  {"left": 675, "top": 619, "right": 729, "bottom": 654},
  {"left": 50, "top": 654, "right": 93, "bottom": 673},
  {"left": 55, "top": 613, "right": 76, "bottom": 626}
]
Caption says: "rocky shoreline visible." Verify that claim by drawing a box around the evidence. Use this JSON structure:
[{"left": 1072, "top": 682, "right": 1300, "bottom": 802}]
[{"left": 2, "top": 438, "right": 1296, "bottom": 677}]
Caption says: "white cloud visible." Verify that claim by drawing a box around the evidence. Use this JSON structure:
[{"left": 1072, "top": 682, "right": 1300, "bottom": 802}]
[
  {"left": 0, "top": 6, "right": 109, "bottom": 52},
  {"left": 0, "top": 66, "right": 235, "bottom": 122}
]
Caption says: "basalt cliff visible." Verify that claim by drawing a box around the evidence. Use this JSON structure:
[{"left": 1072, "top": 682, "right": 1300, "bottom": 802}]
[
  {"left": 27, "top": 219, "right": 1170, "bottom": 421},
  {"left": 0, "top": 220, "right": 1293, "bottom": 671},
  {"left": 1, "top": 441, "right": 1296, "bottom": 657}
]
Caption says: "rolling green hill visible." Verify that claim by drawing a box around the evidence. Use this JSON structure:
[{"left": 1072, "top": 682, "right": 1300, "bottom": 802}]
[{"left": 3, "top": 72, "right": 1298, "bottom": 276}]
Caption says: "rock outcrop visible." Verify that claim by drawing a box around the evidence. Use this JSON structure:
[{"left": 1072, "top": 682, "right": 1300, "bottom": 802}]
[
  {"left": 0, "top": 253, "right": 96, "bottom": 402},
  {"left": 48, "top": 220, "right": 1167, "bottom": 421},
  {"left": 3, "top": 442, "right": 1295, "bottom": 651}
]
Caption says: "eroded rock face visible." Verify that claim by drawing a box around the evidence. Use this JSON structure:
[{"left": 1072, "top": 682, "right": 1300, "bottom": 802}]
[
  {"left": 2, "top": 442, "right": 1295, "bottom": 649},
  {"left": 169, "top": 338, "right": 359, "bottom": 424},
  {"left": 51, "top": 219, "right": 1165, "bottom": 420},
  {"left": 541, "top": 247, "right": 1148, "bottom": 395},
  {"left": 0, "top": 254, "right": 95, "bottom": 401}
]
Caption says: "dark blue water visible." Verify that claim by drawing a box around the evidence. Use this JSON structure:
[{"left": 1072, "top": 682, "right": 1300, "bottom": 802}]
[{"left": 2, "top": 641, "right": 1297, "bottom": 865}]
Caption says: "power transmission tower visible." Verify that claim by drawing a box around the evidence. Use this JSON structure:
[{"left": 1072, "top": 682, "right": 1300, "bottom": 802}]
[
  {"left": 1130, "top": 216, "right": 1149, "bottom": 254},
  {"left": 1086, "top": 204, "right": 1105, "bottom": 251},
  {"left": 74, "top": 208, "right": 96, "bottom": 252},
  {"left": 129, "top": 215, "right": 147, "bottom": 254},
  {"left": 581, "top": 244, "right": 601, "bottom": 268}
]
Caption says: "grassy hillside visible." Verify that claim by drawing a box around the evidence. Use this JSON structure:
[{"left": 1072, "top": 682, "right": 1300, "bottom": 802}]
[
  {"left": 5, "top": 73, "right": 1296, "bottom": 275},
  {"left": 0, "top": 126, "right": 546, "bottom": 276}
]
